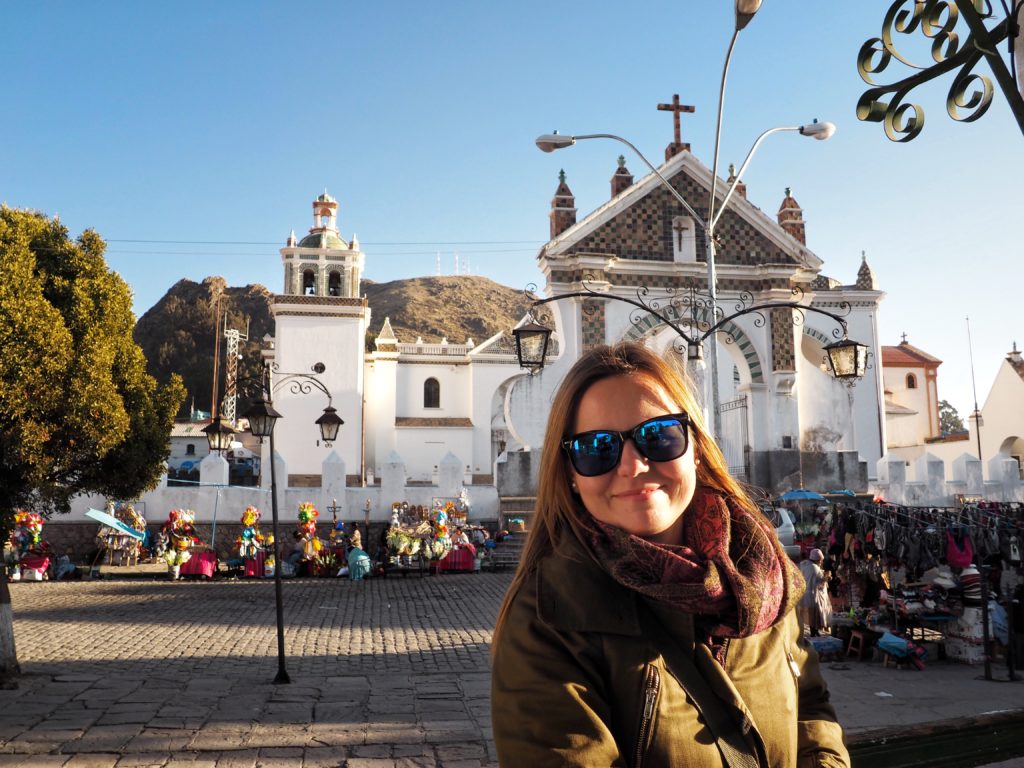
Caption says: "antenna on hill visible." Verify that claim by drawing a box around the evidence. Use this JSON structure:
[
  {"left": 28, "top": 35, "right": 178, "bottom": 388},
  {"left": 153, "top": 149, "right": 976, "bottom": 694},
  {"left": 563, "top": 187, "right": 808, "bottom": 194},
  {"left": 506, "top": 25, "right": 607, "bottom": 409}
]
[
  {"left": 223, "top": 314, "right": 250, "bottom": 426},
  {"left": 436, "top": 252, "right": 441, "bottom": 276},
  {"left": 454, "top": 251, "right": 460, "bottom": 275}
]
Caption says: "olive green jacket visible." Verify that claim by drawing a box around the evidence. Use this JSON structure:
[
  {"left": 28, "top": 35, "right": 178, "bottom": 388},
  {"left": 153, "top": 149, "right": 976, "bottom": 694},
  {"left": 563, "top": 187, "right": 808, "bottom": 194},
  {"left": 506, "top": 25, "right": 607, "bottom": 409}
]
[{"left": 491, "top": 535, "right": 850, "bottom": 767}]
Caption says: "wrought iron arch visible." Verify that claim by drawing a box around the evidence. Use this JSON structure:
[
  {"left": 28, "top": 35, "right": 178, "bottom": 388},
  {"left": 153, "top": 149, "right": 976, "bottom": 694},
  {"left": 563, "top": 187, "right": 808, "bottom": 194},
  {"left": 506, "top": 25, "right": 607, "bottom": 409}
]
[{"left": 623, "top": 307, "right": 765, "bottom": 384}]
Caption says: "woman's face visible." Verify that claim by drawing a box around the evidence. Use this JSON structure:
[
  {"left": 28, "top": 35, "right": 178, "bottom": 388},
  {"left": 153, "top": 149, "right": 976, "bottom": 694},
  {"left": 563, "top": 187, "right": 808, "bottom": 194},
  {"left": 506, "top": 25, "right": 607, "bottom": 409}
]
[{"left": 570, "top": 374, "right": 698, "bottom": 545}]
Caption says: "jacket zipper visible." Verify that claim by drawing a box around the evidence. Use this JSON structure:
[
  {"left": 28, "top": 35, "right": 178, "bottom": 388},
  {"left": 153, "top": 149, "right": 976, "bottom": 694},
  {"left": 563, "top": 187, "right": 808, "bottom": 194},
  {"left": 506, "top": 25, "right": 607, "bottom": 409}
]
[
  {"left": 634, "top": 664, "right": 660, "bottom": 768},
  {"left": 787, "top": 651, "right": 801, "bottom": 680}
]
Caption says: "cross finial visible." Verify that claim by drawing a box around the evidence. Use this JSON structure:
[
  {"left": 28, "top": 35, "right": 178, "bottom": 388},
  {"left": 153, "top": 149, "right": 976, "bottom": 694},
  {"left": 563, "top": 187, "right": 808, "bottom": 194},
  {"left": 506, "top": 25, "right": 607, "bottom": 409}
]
[
  {"left": 657, "top": 93, "right": 695, "bottom": 160},
  {"left": 901, "top": 332, "right": 908, "bottom": 343},
  {"left": 558, "top": 169, "right": 566, "bottom": 184}
]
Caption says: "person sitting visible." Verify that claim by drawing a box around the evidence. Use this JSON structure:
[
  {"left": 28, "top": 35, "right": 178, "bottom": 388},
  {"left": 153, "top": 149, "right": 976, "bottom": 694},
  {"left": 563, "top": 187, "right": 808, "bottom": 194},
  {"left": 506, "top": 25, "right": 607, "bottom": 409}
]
[
  {"left": 347, "top": 545, "right": 372, "bottom": 580},
  {"left": 452, "top": 527, "right": 470, "bottom": 547},
  {"left": 286, "top": 532, "right": 305, "bottom": 569}
]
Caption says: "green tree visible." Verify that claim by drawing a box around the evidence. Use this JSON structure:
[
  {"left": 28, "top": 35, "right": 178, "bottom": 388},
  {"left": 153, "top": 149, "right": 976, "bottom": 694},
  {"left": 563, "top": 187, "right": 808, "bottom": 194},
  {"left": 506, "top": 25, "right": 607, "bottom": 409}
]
[
  {"left": 938, "top": 399, "right": 966, "bottom": 435},
  {"left": 0, "top": 207, "right": 185, "bottom": 680}
]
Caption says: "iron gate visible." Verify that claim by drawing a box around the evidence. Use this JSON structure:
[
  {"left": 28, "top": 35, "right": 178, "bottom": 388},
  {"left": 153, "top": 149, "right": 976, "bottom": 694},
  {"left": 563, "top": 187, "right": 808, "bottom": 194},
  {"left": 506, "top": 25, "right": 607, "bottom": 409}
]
[{"left": 717, "top": 395, "right": 749, "bottom": 482}]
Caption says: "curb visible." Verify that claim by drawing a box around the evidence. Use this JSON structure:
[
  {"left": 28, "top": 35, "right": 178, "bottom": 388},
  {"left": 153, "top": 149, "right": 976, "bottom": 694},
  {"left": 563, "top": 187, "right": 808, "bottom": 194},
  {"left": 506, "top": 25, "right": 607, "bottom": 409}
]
[{"left": 848, "top": 709, "right": 1024, "bottom": 768}]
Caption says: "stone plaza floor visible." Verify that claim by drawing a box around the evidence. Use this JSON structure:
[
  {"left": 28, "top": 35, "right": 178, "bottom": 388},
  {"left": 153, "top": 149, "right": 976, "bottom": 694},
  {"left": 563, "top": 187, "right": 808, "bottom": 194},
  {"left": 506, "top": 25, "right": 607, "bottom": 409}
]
[{"left": 2, "top": 571, "right": 1023, "bottom": 767}]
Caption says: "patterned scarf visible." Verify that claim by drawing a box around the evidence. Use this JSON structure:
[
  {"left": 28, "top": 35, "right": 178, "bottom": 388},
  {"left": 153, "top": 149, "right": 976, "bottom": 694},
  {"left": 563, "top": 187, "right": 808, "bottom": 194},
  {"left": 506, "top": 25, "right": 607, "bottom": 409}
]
[{"left": 588, "top": 487, "right": 804, "bottom": 638}]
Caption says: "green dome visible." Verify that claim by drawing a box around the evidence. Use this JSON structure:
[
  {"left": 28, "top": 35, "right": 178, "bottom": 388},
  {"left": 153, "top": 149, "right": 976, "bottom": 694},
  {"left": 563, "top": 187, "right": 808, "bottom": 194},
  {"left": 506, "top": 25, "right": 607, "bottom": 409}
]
[{"left": 297, "top": 231, "right": 347, "bottom": 249}]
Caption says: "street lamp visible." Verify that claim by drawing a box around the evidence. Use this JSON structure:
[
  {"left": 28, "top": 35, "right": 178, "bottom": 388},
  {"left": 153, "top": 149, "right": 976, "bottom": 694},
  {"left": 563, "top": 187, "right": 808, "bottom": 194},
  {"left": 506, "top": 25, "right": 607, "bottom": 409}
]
[
  {"left": 513, "top": 317, "right": 554, "bottom": 374},
  {"left": 202, "top": 413, "right": 238, "bottom": 454},
  {"left": 823, "top": 337, "right": 870, "bottom": 380},
  {"left": 240, "top": 363, "right": 342, "bottom": 685}
]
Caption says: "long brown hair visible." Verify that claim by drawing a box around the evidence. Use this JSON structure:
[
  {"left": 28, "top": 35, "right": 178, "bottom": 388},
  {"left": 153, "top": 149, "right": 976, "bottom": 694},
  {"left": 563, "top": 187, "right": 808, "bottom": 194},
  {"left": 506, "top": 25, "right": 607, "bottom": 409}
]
[{"left": 492, "top": 342, "right": 758, "bottom": 645}]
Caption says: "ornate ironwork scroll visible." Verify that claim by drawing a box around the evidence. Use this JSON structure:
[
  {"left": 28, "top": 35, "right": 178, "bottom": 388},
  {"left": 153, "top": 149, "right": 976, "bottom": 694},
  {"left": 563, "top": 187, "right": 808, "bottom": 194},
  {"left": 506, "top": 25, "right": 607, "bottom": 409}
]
[
  {"left": 857, "top": 0, "right": 1024, "bottom": 141},
  {"left": 527, "top": 279, "right": 854, "bottom": 353}
]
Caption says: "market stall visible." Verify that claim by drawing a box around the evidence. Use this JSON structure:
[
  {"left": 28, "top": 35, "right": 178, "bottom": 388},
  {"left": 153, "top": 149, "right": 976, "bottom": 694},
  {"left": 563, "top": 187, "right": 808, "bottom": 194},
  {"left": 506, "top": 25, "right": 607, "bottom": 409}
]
[
  {"left": 816, "top": 500, "right": 1022, "bottom": 669},
  {"left": 87, "top": 503, "right": 147, "bottom": 566}
]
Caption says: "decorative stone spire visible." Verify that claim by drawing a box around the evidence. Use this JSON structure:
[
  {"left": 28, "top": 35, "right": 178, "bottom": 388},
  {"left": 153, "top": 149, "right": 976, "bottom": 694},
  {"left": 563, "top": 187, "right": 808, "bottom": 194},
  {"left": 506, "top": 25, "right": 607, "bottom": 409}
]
[
  {"left": 287, "top": 230, "right": 296, "bottom": 246},
  {"left": 1008, "top": 342, "right": 1024, "bottom": 377},
  {"left": 351, "top": 233, "right": 359, "bottom": 251},
  {"left": 374, "top": 317, "right": 399, "bottom": 353},
  {"left": 549, "top": 169, "right": 577, "bottom": 239},
  {"left": 856, "top": 250, "right": 876, "bottom": 290},
  {"left": 725, "top": 164, "right": 746, "bottom": 200},
  {"left": 777, "top": 187, "right": 806, "bottom": 245},
  {"left": 610, "top": 155, "right": 633, "bottom": 199}
]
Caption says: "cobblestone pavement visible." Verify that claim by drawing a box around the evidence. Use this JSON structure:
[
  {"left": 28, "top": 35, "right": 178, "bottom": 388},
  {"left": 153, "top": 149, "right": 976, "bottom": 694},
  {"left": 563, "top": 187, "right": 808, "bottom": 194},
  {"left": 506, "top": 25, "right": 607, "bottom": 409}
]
[
  {"left": 1, "top": 573, "right": 511, "bottom": 767},
  {"left": 4, "top": 573, "right": 1024, "bottom": 767}
]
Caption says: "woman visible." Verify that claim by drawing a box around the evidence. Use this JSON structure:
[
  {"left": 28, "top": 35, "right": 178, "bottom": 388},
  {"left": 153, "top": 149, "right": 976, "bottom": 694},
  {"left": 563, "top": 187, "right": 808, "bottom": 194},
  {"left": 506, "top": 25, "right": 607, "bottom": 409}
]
[
  {"left": 491, "top": 343, "right": 848, "bottom": 767},
  {"left": 799, "top": 549, "right": 833, "bottom": 637}
]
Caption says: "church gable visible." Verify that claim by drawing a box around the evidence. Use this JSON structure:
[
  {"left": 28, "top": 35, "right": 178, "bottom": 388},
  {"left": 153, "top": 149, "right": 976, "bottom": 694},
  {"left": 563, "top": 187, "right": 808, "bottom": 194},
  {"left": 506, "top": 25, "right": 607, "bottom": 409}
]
[{"left": 568, "top": 167, "right": 800, "bottom": 269}]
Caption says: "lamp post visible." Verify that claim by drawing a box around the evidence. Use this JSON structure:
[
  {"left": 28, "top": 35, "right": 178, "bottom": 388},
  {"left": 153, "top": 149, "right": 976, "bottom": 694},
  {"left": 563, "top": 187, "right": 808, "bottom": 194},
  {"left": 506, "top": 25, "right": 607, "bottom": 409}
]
[
  {"left": 237, "top": 362, "right": 343, "bottom": 685},
  {"left": 534, "top": 0, "right": 836, "bottom": 441}
]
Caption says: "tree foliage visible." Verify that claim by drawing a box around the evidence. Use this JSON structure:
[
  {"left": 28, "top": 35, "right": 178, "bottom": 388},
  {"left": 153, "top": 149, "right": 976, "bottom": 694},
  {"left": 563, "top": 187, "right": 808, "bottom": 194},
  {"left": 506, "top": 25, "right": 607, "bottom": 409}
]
[
  {"left": 938, "top": 399, "right": 966, "bottom": 435},
  {"left": 0, "top": 207, "right": 186, "bottom": 533}
]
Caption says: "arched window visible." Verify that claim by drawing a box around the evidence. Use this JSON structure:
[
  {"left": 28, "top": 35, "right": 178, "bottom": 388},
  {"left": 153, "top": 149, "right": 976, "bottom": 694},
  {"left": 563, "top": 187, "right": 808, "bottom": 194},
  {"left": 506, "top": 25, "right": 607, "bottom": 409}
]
[
  {"left": 302, "top": 269, "right": 316, "bottom": 295},
  {"left": 906, "top": 373, "right": 917, "bottom": 390},
  {"left": 424, "top": 378, "right": 440, "bottom": 409},
  {"left": 328, "top": 271, "right": 342, "bottom": 296}
]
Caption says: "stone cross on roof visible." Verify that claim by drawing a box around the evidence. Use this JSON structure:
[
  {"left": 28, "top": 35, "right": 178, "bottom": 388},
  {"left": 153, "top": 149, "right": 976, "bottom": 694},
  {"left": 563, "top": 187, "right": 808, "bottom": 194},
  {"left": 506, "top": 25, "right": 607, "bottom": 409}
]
[{"left": 657, "top": 93, "right": 695, "bottom": 160}]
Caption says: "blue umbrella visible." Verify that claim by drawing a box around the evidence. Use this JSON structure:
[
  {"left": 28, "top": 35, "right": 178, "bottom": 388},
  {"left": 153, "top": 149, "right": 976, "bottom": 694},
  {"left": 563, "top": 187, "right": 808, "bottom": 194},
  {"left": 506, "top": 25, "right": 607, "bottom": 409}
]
[
  {"left": 85, "top": 508, "right": 145, "bottom": 540},
  {"left": 778, "top": 489, "right": 826, "bottom": 502},
  {"left": 826, "top": 489, "right": 856, "bottom": 497}
]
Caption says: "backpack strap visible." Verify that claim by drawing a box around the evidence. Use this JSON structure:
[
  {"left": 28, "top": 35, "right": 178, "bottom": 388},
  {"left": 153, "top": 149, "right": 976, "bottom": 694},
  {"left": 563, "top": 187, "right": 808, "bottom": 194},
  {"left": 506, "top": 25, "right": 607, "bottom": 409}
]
[{"left": 638, "top": 604, "right": 765, "bottom": 768}]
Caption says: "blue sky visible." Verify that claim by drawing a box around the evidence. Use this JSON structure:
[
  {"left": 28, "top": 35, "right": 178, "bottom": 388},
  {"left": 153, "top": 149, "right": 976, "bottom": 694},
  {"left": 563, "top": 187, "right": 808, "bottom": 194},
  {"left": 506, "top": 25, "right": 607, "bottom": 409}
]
[{"left": 4, "top": 1, "right": 1021, "bottom": 419}]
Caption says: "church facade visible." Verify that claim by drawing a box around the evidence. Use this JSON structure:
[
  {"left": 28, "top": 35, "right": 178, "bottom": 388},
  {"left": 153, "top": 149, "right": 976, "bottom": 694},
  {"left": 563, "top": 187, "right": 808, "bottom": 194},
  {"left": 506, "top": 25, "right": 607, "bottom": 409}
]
[{"left": 503, "top": 145, "right": 887, "bottom": 495}]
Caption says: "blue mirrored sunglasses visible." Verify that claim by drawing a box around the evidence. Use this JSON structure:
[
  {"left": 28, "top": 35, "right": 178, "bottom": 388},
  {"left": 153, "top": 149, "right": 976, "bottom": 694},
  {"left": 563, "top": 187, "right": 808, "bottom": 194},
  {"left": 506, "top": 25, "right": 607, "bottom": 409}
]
[{"left": 562, "top": 413, "right": 690, "bottom": 477}]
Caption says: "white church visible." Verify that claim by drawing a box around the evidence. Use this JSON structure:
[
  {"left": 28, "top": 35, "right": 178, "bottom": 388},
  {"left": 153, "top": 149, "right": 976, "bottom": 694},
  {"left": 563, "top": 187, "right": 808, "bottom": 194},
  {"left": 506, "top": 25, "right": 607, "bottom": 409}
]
[{"left": 65, "top": 136, "right": 897, "bottom": 528}]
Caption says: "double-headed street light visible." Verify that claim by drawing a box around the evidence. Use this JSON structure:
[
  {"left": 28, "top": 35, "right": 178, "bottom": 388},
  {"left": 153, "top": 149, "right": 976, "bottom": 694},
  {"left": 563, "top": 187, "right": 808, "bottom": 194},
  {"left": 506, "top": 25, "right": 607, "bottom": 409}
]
[
  {"left": 533, "top": 1, "right": 840, "bottom": 439},
  {"left": 216, "top": 363, "right": 343, "bottom": 685}
]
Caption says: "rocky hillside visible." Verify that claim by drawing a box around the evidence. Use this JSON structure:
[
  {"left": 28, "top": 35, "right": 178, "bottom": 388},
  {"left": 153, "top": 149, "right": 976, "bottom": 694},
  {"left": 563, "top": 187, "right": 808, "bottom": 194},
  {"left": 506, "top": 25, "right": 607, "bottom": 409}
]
[
  {"left": 133, "top": 275, "right": 535, "bottom": 417},
  {"left": 361, "top": 276, "right": 534, "bottom": 345}
]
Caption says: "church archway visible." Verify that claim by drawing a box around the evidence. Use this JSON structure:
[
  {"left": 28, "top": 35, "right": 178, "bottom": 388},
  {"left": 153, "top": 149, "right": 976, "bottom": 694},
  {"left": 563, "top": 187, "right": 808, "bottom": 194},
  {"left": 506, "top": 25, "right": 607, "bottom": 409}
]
[
  {"left": 622, "top": 308, "right": 764, "bottom": 384},
  {"left": 999, "top": 436, "right": 1024, "bottom": 480}
]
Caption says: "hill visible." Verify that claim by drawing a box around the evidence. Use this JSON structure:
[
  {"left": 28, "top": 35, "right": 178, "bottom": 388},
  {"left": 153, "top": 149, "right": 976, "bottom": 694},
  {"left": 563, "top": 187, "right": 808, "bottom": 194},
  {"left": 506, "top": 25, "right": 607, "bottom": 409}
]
[
  {"left": 361, "top": 276, "right": 534, "bottom": 345},
  {"left": 133, "top": 275, "right": 535, "bottom": 417}
]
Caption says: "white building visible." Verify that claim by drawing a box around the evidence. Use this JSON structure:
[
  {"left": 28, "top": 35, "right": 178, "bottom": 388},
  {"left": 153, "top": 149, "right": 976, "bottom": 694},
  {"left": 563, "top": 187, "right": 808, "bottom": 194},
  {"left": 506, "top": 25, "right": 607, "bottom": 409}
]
[
  {"left": 872, "top": 342, "right": 1024, "bottom": 505},
  {"left": 502, "top": 150, "right": 887, "bottom": 494},
  {"left": 881, "top": 338, "right": 944, "bottom": 461}
]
